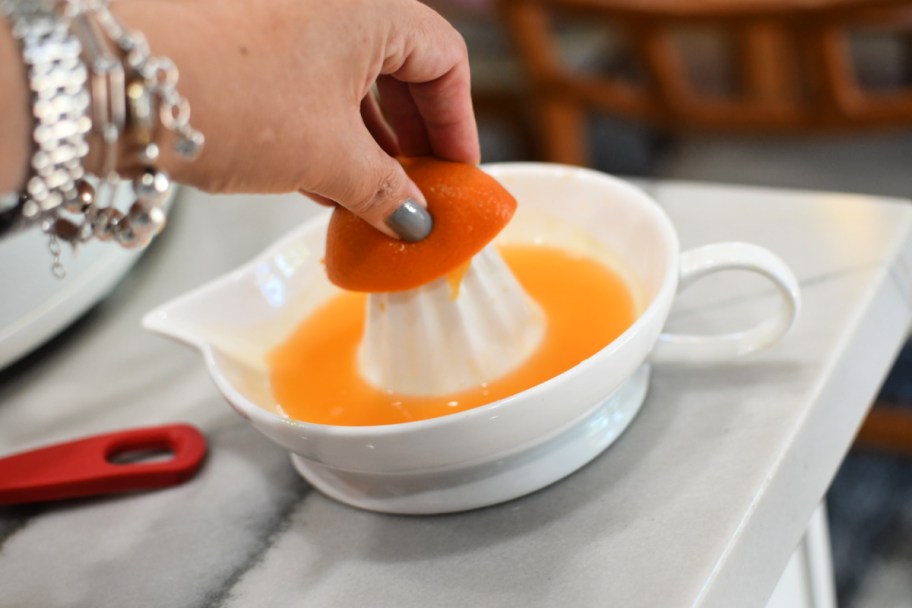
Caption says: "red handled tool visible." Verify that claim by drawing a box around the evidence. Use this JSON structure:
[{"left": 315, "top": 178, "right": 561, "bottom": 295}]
[{"left": 0, "top": 423, "right": 207, "bottom": 505}]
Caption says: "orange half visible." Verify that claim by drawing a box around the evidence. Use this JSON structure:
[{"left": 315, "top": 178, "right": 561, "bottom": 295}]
[{"left": 325, "top": 157, "right": 517, "bottom": 292}]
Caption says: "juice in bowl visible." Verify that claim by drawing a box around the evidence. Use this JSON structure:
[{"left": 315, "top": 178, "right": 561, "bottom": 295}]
[
  {"left": 143, "top": 162, "right": 800, "bottom": 514},
  {"left": 268, "top": 243, "right": 638, "bottom": 426}
]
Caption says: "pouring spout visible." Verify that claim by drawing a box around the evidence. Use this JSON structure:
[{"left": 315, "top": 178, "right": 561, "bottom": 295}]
[{"left": 142, "top": 307, "right": 210, "bottom": 352}]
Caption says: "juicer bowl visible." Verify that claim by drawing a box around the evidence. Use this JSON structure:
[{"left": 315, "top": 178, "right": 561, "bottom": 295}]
[{"left": 143, "top": 163, "right": 799, "bottom": 514}]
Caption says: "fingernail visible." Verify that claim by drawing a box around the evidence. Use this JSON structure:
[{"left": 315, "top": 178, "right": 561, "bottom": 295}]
[{"left": 385, "top": 198, "right": 433, "bottom": 242}]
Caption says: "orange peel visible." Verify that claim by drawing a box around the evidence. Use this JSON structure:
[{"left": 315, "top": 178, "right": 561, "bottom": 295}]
[{"left": 325, "top": 157, "right": 517, "bottom": 292}]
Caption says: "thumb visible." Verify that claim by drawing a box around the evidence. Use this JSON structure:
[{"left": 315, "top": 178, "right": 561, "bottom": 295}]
[{"left": 314, "top": 125, "right": 433, "bottom": 242}]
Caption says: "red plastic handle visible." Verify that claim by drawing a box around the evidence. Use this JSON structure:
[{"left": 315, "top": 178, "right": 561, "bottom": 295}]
[{"left": 0, "top": 423, "right": 207, "bottom": 505}]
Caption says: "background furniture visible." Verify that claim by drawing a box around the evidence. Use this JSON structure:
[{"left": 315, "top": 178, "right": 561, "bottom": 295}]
[{"left": 498, "top": 0, "right": 912, "bottom": 163}]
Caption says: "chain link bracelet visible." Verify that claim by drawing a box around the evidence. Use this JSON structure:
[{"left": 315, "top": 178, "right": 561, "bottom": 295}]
[
  {"left": 1, "top": 0, "right": 203, "bottom": 277},
  {"left": 2, "top": 0, "right": 91, "bottom": 276}
]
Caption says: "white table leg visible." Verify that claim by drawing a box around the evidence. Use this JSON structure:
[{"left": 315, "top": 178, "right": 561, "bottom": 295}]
[{"left": 766, "top": 503, "right": 838, "bottom": 608}]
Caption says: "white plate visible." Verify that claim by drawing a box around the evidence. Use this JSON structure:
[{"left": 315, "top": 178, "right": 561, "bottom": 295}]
[{"left": 0, "top": 184, "right": 172, "bottom": 370}]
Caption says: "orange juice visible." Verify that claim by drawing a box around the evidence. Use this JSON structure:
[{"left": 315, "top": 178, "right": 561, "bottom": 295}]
[{"left": 268, "top": 244, "right": 636, "bottom": 425}]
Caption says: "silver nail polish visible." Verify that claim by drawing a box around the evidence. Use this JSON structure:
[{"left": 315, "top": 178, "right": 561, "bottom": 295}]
[{"left": 386, "top": 198, "right": 433, "bottom": 242}]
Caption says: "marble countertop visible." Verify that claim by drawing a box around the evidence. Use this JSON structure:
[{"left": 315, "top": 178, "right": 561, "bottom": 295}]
[{"left": 2, "top": 178, "right": 911, "bottom": 608}]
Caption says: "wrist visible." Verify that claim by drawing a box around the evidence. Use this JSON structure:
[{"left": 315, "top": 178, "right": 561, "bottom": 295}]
[{"left": 0, "top": 14, "right": 31, "bottom": 195}]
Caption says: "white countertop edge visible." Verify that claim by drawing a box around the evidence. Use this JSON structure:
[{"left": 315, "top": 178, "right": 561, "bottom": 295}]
[{"left": 697, "top": 258, "right": 912, "bottom": 607}]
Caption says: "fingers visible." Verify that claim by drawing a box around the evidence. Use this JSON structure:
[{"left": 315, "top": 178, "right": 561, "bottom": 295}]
[
  {"left": 376, "top": 75, "right": 430, "bottom": 157},
  {"left": 303, "top": 3, "right": 477, "bottom": 242},
  {"left": 380, "top": 5, "right": 480, "bottom": 164},
  {"left": 408, "top": 60, "right": 481, "bottom": 164},
  {"left": 302, "top": 192, "right": 336, "bottom": 207},
  {"left": 306, "top": 93, "right": 400, "bottom": 209},
  {"left": 361, "top": 92, "right": 401, "bottom": 158},
  {"left": 309, "top": 115, "right": 432, "bottom": 242}
]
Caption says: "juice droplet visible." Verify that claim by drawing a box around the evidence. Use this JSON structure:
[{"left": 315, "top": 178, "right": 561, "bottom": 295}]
[{"left": 445, "top": 260, "right": 472, "bottom": 300}]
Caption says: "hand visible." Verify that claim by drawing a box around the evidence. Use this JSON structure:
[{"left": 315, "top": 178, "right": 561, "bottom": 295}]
[{"left": 115, "top": 0, "right": 480, "bottom": 239}]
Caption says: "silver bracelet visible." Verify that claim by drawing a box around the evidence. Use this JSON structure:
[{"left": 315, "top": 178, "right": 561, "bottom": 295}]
[
  {"left": 76, "top": 0, "right": 203, "bottom": 250},
  {"left": 2, "top": 0, "right": 92, "bottom": 275},
  {"left": 1, "top": 0, "right": 203, "bottom": 277},
  {"left": 70, "top": 5, "right": 123, "bottom": 181},
  {"left": 86, "top": 0, "right": 204, "bottom": 162}
]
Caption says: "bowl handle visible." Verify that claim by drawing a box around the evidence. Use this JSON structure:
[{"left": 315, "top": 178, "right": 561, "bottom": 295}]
[{"left": 650, "top": 242, "right": 801, "bottom": 364}]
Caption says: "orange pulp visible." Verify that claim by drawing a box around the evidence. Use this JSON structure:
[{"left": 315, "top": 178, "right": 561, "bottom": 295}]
[{"left": 268, "top": 244, "right": 637, "bottom": 426}]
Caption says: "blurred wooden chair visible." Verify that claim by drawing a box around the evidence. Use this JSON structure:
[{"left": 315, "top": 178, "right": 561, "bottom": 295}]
[
  {"left": 425, "top": 0, "right": 623, "bottom": 161},
  {"left": 497, "top": 0, "right": 912, "bottom": 165},
  {"left": 855, "top": 400, "right": 912, "bottom": 456},
  {"left": 495, "top": 0, "right": 912, "bottom": 456}
]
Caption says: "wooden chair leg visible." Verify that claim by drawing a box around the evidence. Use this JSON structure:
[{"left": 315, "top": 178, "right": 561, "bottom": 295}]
[
  {"left": 853, "top": 403, "right": 912, "bottom": 457},
  {"left": 535, "top": 96, "right": 588, "bottom": 166}
]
